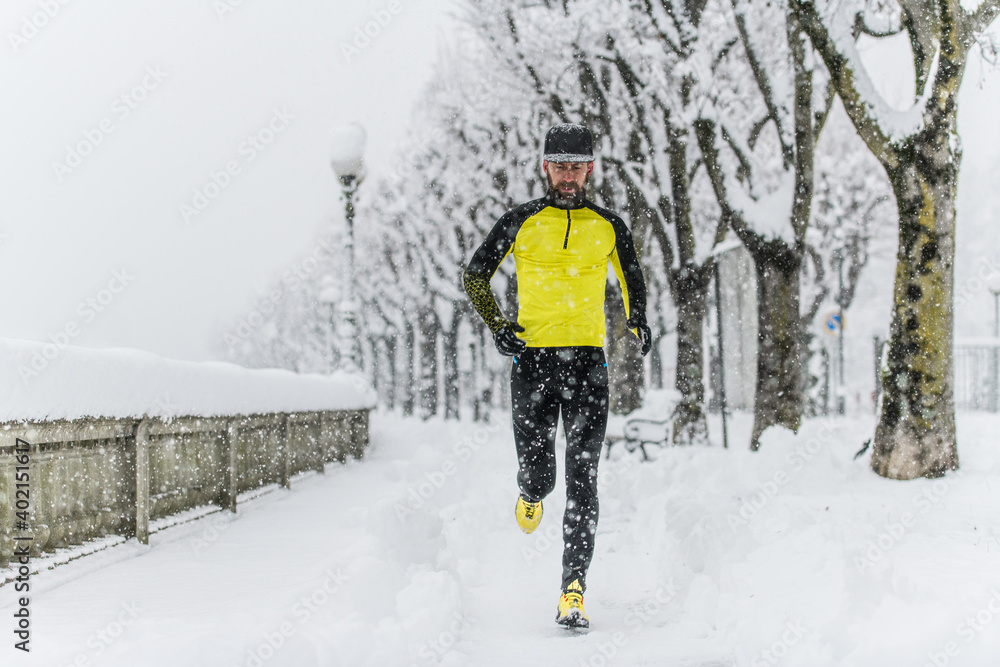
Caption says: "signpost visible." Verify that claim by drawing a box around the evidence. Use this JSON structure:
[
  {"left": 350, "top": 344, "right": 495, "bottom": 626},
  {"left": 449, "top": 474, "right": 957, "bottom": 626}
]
[{"left": 824, "top": 309, "right": 845, "bottom": 414}]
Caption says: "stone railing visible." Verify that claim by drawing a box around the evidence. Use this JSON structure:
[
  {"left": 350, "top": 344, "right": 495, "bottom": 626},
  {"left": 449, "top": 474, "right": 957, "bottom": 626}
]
[{"left": 0, "top": 409, "right": 369, "bottom": 568}]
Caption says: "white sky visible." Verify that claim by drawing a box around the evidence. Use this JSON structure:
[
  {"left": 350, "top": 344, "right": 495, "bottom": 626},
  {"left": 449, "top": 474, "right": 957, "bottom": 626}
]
[
  {"left": 0, "top": 0, "right": 456, "bottom": 361},
  {"left": 1, "top": 3, "right": 998, "bottom": 363}
]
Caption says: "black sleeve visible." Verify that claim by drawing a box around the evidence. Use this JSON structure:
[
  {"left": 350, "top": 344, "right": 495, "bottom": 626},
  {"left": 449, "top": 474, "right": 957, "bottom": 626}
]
[
  {"left": 589, "top": 203, "right": 647, "bottom": 323},
  {"left": 463, "top": 201, "right": 541, "bottom": 333}
]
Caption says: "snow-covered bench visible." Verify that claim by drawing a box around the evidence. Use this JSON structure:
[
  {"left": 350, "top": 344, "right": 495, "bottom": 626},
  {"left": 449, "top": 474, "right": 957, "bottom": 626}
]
[
  {"left": 603, "top": 390, "right": 681, "bottom": 460},
  {"left": 605, "top": 418, "right": 672, "bottom": 460}
]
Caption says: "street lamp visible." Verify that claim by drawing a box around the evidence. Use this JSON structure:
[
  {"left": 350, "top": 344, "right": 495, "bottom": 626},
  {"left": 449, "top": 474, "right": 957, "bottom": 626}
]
[
  {"left": 330, "top": 122, "right": 367, "bottom": 374},
  {"left": 987, "top": 272, "right": 1000, "bottom": 413},
  {"left": 988, "top": 272, "right": 1000, "bottom": 339}
]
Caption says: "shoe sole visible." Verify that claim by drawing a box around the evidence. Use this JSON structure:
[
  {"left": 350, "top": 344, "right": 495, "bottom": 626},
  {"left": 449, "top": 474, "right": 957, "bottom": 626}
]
[{"left": 556, "top": 612, "right": 589, "bottom": 629}]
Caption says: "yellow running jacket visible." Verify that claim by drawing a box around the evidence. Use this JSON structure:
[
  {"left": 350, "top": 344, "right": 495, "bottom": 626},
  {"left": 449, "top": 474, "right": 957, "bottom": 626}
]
[{"left": 464, "top": 195, "right": 646, "bottom": 348}]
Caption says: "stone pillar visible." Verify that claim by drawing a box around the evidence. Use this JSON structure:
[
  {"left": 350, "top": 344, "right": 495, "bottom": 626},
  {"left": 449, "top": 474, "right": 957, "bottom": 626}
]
[
  {"left": 133, "top": 418, "right": 151, "bottom": 545},
  {"left": 218, "top": 421, "right": 239, "bottom": 513}
]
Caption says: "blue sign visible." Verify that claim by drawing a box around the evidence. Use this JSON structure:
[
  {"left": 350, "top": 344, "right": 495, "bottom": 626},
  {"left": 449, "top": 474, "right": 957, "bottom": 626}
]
[{"left": 824, "top": 311, "right": 844, "bottom": 334}]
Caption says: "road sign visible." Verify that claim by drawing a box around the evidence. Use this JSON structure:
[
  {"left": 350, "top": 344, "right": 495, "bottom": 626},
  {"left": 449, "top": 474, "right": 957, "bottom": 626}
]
[{"left": 824, "top": 310, "right": 844, "bottom": 335}]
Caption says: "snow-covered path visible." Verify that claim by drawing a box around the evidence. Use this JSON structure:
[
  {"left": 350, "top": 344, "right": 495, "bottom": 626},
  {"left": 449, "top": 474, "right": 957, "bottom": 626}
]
[{"left": 4, "top": 408, "right": 1000, "bottom": 666}]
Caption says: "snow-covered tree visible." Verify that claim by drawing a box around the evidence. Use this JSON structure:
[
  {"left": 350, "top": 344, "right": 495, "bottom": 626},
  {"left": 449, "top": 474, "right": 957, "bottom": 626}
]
[
  {"left": 789, "top": 0, "right": 1000, "bottom": 478},
  {"left": 463, "top": 0, "right": 742, "bottom": 440},
  {"left": 689, "top": 0, "right": 838, "bottom": 448},
  {"left": 356, "top": 43, "right": 542, "bottom": 419},
  {"left": 801, "top": 111, "right": 895, "bottom": 413}
]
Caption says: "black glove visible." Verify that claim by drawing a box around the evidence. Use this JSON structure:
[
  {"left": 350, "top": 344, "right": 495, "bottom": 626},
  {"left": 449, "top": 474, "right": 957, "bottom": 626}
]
[
  {"left": 627, "top": 316, "right": 652, "bottom": 356},
  {"left": 494, "top": 322, "right": 526, "bottom": 356}
]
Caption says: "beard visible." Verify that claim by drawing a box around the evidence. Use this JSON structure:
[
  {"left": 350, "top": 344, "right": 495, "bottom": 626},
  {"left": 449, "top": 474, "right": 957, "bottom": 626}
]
[{"left": 546, "top": 172, "right": 588, "bottom": 208}]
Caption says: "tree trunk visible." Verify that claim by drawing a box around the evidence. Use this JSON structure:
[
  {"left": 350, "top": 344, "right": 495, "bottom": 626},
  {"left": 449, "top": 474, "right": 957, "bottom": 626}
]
[
  {"left": 479, "top": 326, "right": 495, "bottom": 421},
  {"left": 872, "top": 148, "right": 959, "bottom": 478},
  {"left": 401, "top": 320, "right": 416, "bottom": 416},
  {"left": 670, "top": 265, "right": 712, "bottom": 444},
  {"left": 787, "top": 0, "right": 999, "bottom": 475},
  {"left": 469, "top": 341, "right": 482, "bottom": 422},
  {"left": 750, "top": 239, "right": 804, "bottom": 450},
  {"left": 368, "top": 335, "right": 380, "bottom": 402},
  {"left": 418, "top": 305, "right": 439, "bottom": 420},
  {"left": 384, "top": 332, "right": 398, "bottom": 411},
  {"left": 606, "top": 282, "right": 644, "bottom": 415},
  {"left": 443, "top": 303, "right": 462, "bottom": 421}
]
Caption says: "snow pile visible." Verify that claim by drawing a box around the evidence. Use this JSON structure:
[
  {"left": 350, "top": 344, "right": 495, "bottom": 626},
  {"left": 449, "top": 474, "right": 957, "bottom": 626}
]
[
  {"left": 3, "top": 409, "right": 1000, "bottom": 666},
  {"left": 0, "top": 337, "right": 375, "bottom": 422}
]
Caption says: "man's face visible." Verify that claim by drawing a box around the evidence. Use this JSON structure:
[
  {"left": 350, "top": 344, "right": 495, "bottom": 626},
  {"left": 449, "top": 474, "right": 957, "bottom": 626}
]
[{"left": 543, "top": 160, "right": 593, "bottom": 198}]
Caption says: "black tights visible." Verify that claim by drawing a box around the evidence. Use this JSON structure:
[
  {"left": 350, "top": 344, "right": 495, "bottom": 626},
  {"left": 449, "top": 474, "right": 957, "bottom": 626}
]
[{"left": 511, "top": 346, "right": 608, "bottom": 593}]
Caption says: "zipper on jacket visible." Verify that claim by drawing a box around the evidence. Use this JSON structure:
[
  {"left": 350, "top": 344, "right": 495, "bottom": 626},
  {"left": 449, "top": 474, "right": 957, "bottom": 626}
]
[{"left": 563, "top": 209, "right": 571, "bottom": 249}]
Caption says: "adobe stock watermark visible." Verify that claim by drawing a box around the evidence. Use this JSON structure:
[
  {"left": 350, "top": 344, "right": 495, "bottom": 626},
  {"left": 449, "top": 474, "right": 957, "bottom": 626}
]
[
  {"left": 17, "top": 268, "right": 136, "bottom": 385},
  {"left": 922, "top": 589, "right": 1000, "bottom": 667},
  {"left": 727, "top": 417, "right": 838, "bottom": 531},
  {"left": 409, "top": 614, "right": 471, "bottom": 666},
  {"left": 340, "top": 0, "right": 409, "bottom": 63},
  {"left": 854, "top": 470, "right": 964, "bottom": 574},
  {"left": 520, "top": 451, "right": 653, "bottom": 566},
  {"left": 179, "top": 107, "right": 295, "bottom": 224},
  {"left": 748, "top": 620, "right": 809, "bottom": 667},
  {"left": 384, "top": 79, "right": 497, "bottom": 187},
  {"left": 224, "top": 233, "right": 340, "bottom": 349},
  {"left": 237, "top": 568, "right": 350, "bottom": 667},
  {"left": 8, "top": 0, "right": 72, "bottom": 53},
  {"left": 212, "top": 0, "right": 249, "bottom": 20},
  {"left": 51, "top": 66, "right": 169, "bottom": 182},
  {"left": 954, "top": 252, "right": 1000, "bottom": 307},
  {"left": 189, "top": 512, "right": 236, "bottom": 557},
  {"left": 73, "top": 601, "right": 143, "bottom": 664},
  {"left": 577, "top": 582, "right": 676, "bottom": 667},
  {"left": 393, "top": 420, "right": 503, "bottom": 522}
]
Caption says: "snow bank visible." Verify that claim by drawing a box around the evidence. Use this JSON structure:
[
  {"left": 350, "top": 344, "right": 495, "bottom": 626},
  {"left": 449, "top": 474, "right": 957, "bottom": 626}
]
[
  {"left": 0, "top": 338, "right": 375, "bottom": 422},
  {"left": 6, "top": 409, "right": 1000, "bottom": 666}
]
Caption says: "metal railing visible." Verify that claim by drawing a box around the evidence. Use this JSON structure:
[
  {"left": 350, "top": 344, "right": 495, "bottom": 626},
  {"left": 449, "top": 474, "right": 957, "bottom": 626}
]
[
  {"left": 873, "top": 338, "right": 999, "bottom": 413},
  {"left": 955, "top": 342, "right": 1000, "bottom": 412}
]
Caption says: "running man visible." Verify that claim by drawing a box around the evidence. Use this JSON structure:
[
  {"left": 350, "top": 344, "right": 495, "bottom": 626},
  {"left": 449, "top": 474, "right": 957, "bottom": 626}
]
[{"left": 463, "top": 123, "right": 650, "bottom": 628}]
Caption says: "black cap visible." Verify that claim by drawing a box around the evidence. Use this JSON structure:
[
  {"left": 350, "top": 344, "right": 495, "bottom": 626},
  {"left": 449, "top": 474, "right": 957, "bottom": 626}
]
[{"left": 543, "top": 123, "right": 594, "bottom": 163}]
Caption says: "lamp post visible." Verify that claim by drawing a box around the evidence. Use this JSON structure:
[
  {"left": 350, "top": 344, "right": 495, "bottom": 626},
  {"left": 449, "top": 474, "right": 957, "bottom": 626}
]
[
  {"left": 330, "top": 122, "right": 367, "bottom": 374},
  {"left": 988, "top": 273, "right": 1000, "bottom": 413},
  {"left": 318, "top": 275, "right": 340, "bottom": 373},
  {"left": 989, "top": 273, "right": 1000, "bottom": 338}
]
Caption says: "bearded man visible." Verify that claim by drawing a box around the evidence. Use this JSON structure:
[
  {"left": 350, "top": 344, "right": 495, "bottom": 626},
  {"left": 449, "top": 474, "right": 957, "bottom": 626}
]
[{"left": 463, "top": 123, "right": 650, "bottom": 628}]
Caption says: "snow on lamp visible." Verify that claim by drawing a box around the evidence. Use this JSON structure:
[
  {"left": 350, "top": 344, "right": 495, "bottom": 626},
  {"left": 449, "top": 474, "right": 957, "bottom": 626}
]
[{"left": 330, "top": 123, "right": 367, "bottom": 184}]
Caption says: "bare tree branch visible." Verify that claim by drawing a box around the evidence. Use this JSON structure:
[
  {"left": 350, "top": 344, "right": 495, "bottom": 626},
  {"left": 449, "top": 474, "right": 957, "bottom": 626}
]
[
  {"left": 693, "top": 118, "right": 760, "bottom": 255},
  {"left": 641, "top": 0, "right": 684, "bottom": 56},
  {"left": 970, "top": 0, "right": 1000, "bottom": 35},
  {"left": 854, "top": 9, "right": 904, "bottom": 37},
  {"left": 788, "top": 0, "right": 899, "bottom": 169},
  {"left": 604, "top": 156, "right": 677, "bottom": 271},
  {"left": 801, "top": 243, "right": 829, "bottom": 326},
  {"left": 814, "top": 77, "right": 837, "bottom": 143},
  {"left": 731, "top": 1, "right": 794, "bottom": 168},
  {"left": 504, "top": 10, "right": 570, "bottom": 123},
  {"left": 787, "top": 9, "right": 814, "bottom": 243},
  {"left": 898, "top": 0, "right": 940, "bottom": 96}
]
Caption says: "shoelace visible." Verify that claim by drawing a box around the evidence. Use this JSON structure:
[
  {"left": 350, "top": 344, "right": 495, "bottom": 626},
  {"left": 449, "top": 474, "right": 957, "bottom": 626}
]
[
  {"left": 562, "top": 592, "right": 583, "bottom": 610},
  {"left": 524, "top": 502, "right": 538, "bottom": 519}
]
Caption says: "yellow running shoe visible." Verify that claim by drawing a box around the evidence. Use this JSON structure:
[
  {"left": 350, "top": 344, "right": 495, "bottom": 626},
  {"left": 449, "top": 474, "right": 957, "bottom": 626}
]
[
  {"left": 556, "top": 579, "right": 589, "bottom": 628},
  {"left": 515, "top": 495, "right": 543, "bottom": 534}
]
